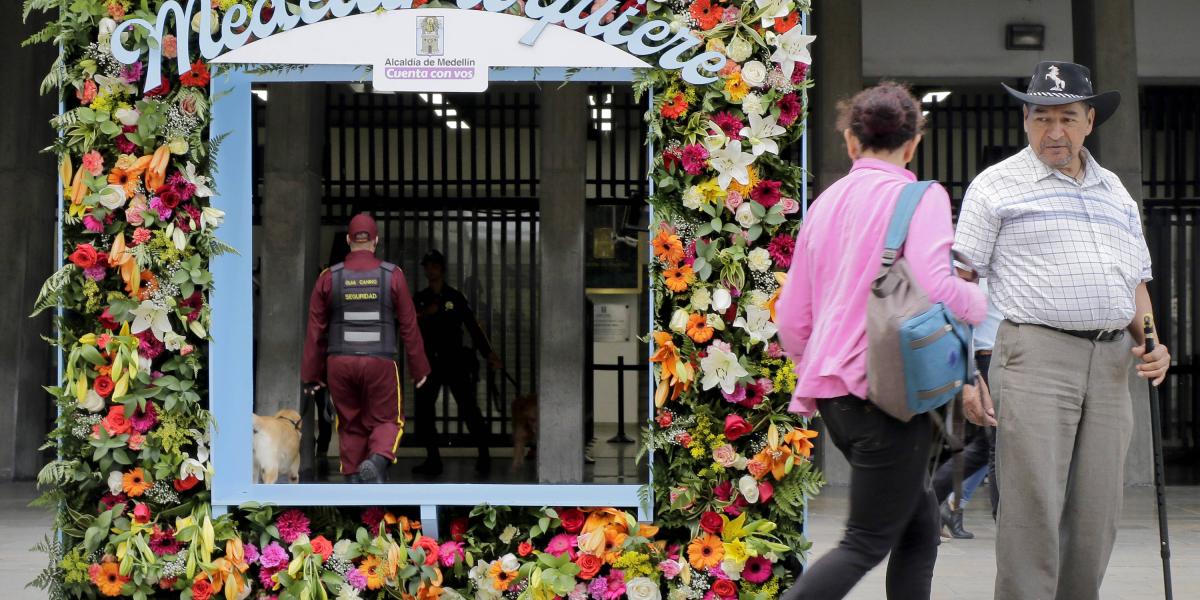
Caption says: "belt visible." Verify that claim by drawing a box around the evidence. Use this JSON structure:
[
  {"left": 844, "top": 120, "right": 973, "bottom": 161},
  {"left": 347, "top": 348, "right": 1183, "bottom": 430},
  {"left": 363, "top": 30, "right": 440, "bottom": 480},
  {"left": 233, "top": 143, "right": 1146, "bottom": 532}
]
[
  {"left": 1034, "top": 324, "right": 1125, "bottom": 342},
  {"left": 975, "top": 350, "right": 992, "bottom": 357}
]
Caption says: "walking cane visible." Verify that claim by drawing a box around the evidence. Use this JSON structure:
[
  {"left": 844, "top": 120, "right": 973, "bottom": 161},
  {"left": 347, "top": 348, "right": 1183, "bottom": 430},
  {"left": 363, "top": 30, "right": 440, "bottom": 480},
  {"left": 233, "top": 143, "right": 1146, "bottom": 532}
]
[{"left": 1143, "top": 315, "right": 1173, "bottom": 600}]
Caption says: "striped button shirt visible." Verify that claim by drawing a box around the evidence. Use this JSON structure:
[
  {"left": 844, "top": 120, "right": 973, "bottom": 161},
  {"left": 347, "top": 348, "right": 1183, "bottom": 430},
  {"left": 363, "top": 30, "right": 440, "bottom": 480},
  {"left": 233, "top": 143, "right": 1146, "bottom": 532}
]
[{"left": 953, "top": 146, "right": 1152, "bottom": 331}]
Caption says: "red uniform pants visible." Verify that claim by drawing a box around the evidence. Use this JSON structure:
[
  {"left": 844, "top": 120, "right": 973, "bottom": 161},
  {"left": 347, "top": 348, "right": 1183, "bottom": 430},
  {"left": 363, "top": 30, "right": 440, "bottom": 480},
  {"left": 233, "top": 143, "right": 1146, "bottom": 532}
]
[{"left": 327, "top": 355, "right": 403, "bottom": 474}]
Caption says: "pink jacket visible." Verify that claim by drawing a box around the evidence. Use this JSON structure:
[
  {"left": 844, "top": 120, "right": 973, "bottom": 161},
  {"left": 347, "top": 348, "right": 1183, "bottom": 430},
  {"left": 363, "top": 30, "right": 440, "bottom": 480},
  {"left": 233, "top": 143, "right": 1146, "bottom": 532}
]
[{"left": 776, "top": 158, "right": 987, "bottom": 416}]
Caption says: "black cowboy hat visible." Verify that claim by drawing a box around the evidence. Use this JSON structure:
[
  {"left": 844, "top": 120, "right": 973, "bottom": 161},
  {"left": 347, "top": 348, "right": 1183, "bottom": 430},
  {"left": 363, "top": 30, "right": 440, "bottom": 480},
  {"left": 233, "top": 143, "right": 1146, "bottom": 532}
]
[{"left": 1002, "top": 61, "right": 1121, "bottom": 127}]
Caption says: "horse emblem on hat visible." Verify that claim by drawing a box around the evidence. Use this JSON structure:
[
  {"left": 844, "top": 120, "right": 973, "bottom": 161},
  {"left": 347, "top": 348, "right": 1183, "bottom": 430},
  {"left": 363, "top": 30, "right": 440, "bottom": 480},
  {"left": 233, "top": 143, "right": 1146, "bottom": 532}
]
[{"left": 1045, "top": 65, "right": 1067, "bottom": 92}]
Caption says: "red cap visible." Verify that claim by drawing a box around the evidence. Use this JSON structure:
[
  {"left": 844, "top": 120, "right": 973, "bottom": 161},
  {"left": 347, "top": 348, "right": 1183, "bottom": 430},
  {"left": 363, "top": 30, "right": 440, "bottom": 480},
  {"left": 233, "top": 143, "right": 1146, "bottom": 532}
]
[{"left": 348, "top": 213, "right": 378, "bottom": 242}]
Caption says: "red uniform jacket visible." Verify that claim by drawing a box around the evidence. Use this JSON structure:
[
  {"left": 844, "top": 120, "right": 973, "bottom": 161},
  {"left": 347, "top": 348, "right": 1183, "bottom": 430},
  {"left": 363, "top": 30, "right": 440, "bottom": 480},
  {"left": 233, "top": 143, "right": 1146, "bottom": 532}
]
[{"left": 302, "top": 250, "right": 432, "bottom": 384}]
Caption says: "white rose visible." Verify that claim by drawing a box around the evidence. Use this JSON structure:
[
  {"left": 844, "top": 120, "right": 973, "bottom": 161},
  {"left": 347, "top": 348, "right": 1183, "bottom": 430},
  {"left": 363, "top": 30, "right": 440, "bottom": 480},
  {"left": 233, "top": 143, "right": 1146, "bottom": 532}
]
[
  {"left": 691, "top": 288, "right": 712, "bottom": 312},
  {"left": 682, "top": 186, "right": 704, "bottom": 210},
  {"left": 668, "top": 589, "right": 688, "bottom": 600},
  {"left": 98, "top": 185, "right": 127, "bottom": 211},
  {"left": 333, "top": 539, "right": 355, "bottom": 560},
  {"left": 741, "top": 93, "right": 766, "bottom": 117},
  {"left": 669, "top": 309, "right": 690, "bottom": 334},
  {"left": 475, "top": 588, "right": 502, "bottom": 600},
  {"left": 469, "top": 560, "right": 491, "bottom": 584},
  {"left": 626, "top": 577, "right": 661, "bottom": 600},
  {"left": 738, "top": 475, "right": 761, "bottom": 503},
  {"left": 747, "top": 248, "right": 772, "bottom": 272},
  {"left": 741, "top": 61, "right": 768, "bottom": 87},
  {"left": 733, "top": 455, "right": 749, "bottom": 469},
  {"left": 726, "top": 37, "right": 753, "bottom": 63},
  {"left": 720, "top": 558, "right": 744, "bottom": 581},
  {"left": 706, "top": 313, "right": 725, "bottom": 331},
  {"left": 168, "top": 138, "right": 190, "bottom": 156},
  {"left": 500, "top": 553, "right": 520, "bottom": 573},
  {"left": 107, "top": 471, "right": 124, "bottom": 495},
  {"left": 97, "top": 18, "right": 118, "bottom": 46},
  {"left": 499, "top": 526, "right": 518, "bottom": 545},
  {"left": 735, "top": 203, "right": 761, "bottom": 229},
  {"left": 114, "top": 107, "right": 140, "bottom": 126},
  {"left": 745, "top": 290, "right": 770, "bottom": 308},
  {"left": 192, "top": 11, "right": 220, "bottom": 34},
  {"left": 336, "top": 584, "right": 363, "bottom": 600},
  {"left": 80, "top": 390, "right": 106, "bottom": 413},
  {"left": 712, "top": 288, "right": 732, "bottom": 312}
]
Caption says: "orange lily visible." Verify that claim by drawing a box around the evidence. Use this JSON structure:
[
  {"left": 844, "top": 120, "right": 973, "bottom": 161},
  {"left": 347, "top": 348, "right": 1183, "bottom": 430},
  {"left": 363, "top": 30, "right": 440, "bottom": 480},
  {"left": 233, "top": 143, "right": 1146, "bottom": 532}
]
[
  {"left": 767, "top": 272, "right": 787, "bottom": 321},
  {"left": 108, "top": 232, "right": 142, "bottom": 297},
  {"left": 637, "top": 523, "right": 660, "bottom": 538},
  {"left": 582, "top": 508, "right": 628, "bottom": 535},
  {"left": 417, "top": 583, "right": 444, "bottom": 600},
  {"left": 751, "top": 424, "right": 794, "bottom": 481},
  {"left": 603, "top": 526, "right": 629, "bottom": 564},
  {"left": 209, "top": 539, "right": 249, "bottom": 599},
  {"left": 783, "top": 428, "right": 819, "bottom": 458},
  {"left": 70, "top": 165, "right": 88, "bottom": 205},
  {"left": 145, "top": 145, "right": 171, "bottom": 192},
  {"left": 650, "top": 331, "right": 693, "bottom": 407}
]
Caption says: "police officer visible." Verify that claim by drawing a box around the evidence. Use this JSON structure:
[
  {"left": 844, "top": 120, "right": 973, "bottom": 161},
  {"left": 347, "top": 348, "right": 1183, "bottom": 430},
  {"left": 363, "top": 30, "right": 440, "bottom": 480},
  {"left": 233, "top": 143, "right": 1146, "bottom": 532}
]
[
  {"left": 412, "top": 250, "right": 501, "bottom": 477},
  {"left": 302, "top": 214, "right": 431, "bottom": 484}
]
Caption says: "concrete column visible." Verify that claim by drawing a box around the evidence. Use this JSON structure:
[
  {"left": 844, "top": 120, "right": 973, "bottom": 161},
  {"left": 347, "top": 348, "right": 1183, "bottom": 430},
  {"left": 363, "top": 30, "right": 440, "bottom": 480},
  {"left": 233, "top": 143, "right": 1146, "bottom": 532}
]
[
  {"left": 811, "top": 0, "right": 863, "bottom": 197},
  {"left": 1073, "top": 0, "right": 1151, "bottom": 486},
  {"left": 808, "top": 0, "right": 863, "bottom": 486},
  {"left": 256, "top": 84, "right": 325, "bottom": 428},
  {"left": 0, "top": 18, "right": 56, "bottom": 481},
  {"left": 537, "top": 84, "right": 587, "bottom": 483}
]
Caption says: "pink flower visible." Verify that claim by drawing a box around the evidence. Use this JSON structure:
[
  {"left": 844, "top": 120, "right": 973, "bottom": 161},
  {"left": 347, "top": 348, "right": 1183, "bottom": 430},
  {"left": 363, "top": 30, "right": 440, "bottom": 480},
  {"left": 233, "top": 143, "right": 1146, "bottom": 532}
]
[
  {"left": 780, "top": 197, "right": 800, "bottom": 215},
  {"left": 243, "top": 544, "right": 260, "bottom": 564},
  {"left": 259, "top": 542, "right": 289, "bottom": 570},
  {"left": 77, "top": 79, "right": 97, "bottom": 105},
  {"left": 758, "top": 480, "right": 774, "bottom": 504},
  {"left": 711, "top": 112, "right": 744, "bottom": 141},
  {"left": 721, "top": 6, "right": 740, "bottom": 22},
  {"left": 115, "top": 133, "right": 138, "bottom": 154},
  {"left": 148, "top": 196, "right": 172, "bottom": 221},
  {"left": 713, "top": 480, "right": 733, "bottom": 501},
  {"left": 741, "top": 556, "right": 773, "bottom": 584},
  {"left": 84, "top": 266, "right": 107, "bottom": 281},
  {"left": 133, "top": 502, "right": 152, "bottom": 523},
  {"left": 130, "top": 402, "right": 158, "bottom": 434},
  {"left": 791, "top": 62, "right": 809, "bottom": 84},
  {"left": 82, "top": 151, "right": 105, "bottom": 176},
  {"left": 767, "top": 342, "right": 785, "bottom": 358},
  {"left": 83, "top": 215, "right": 103, "bottom": 233},
  {"left": 768, "top": 233, "right": 795, "bottom": 269},
  {"left": 720, "top": 384, "right": 746, "bottom": 404},
  {"left": 546, "top": 533, "right": 577, "bottom": 558},
  {"left": 681, "top": 143, "right": 709, "bottom": 175},
  {"left": 659, "top": 559, "right": 681, "bottom": 579},
  {"left": 777, "top": 93, "right": 802, "bottom": 127},
  {"left": 121, "top": 62, "right": 144, "bottom": 85},
  {"left": 438, "top": 541, "right": 464, "bottom": 567},
  {"left": 602, "top": 570, "right": 626, "bottom": 600},
  {"left": 137, "top": 330, "right": 164, "bottom": 359},
  {"left": 751, "top": 180, "right": 782, "bottom": 208},
  {"left": 149, "top": 527, "right": 182, "bottom": 556},
  {"left": 131, "top": 227, "right": 152, "bottom": 246},
  {"left": 180, "top": 345, "right": 194, "bottom": 356},
  {"left": 683, "top": 240, "right": 697, "bottom": 267},
  {"left": 275, "top": 509, "right": 311, "bottom": 544},
  {"left": 345, "top": 568, "right": 367, "bottom": 590},
  {"left": 724, "top": 190, "right": 744, "bottom": 213},
  {"left": 162, "top": 35, "right": 178, "bottom": 59}
]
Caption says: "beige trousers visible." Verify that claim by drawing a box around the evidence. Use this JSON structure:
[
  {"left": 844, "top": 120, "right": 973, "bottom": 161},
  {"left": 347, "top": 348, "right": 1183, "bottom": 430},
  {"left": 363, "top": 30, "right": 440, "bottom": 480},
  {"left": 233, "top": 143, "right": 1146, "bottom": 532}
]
[{"left": 991, "top": 321, "right": 1134, "bottom": 600}]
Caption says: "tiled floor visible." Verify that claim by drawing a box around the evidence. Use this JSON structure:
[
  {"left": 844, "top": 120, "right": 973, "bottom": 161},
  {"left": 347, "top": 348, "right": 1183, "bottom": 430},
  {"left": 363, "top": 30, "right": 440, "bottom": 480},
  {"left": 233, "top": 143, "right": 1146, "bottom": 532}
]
[{"left": 2, "top": 482, "right": 1197, "bottom": 599}]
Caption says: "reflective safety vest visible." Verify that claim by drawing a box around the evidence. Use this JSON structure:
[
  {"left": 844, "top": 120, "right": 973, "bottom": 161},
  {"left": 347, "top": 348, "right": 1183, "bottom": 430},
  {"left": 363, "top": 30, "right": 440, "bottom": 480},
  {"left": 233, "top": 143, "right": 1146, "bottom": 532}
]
[{"left": 327, "top": 262, "right": 398, "bottom": 359}]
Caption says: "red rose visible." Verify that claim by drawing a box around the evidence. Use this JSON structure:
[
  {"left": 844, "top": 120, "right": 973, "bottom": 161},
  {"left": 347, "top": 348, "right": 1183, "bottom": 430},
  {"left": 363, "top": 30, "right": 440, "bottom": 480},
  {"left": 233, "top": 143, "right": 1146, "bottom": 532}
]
[
  {"left": 311, "top": 535, "right": 333, "bottom": 562},
  {"left": 413, "top": 536, "right": 440, "bottom": 566},
  {"left": 173, "top": 475, "right": 199, "bottom": 492},
  {"left": 69, "top": 243, "right": 98, "bottom": 269},
  {"left": 518, "top": 541, "right": 533, "bottom": 557},
  {"left": 133, "top": 502, "right": 152, "bottom": 524},
  {"left": 450, "top": 516, "right": 469, "bottom": 541},
  {"left": 712, "top": 579, "right": 738, "bottom": 599},
  {"left": 713, "top": 480, "right": 733, "bottom": 501},
  {"left": 699, "top": 511, "right": 724, "bottom": 535},
  {"left": 99, "top": 307, "right": 120, "bottom": 331},
  {"left": 724, "top": 415, "right": 752, "bottom": 441},
  {"left": 656, "top": 411, "right": 673, "bottom": 427},
  {"left": 192, "top": 578, "right": 213, "bottom": 600},
  {"left": 94, "top": 375, "right": 115, "bottom": 398},
  {"left": 144, "top": 78, "right": 171, "bottom": 98},
  {"left": 575, "top": 553, "right": 603, "bottom": 580},
  {"left": 559, "top": 508, "right": 585, "bottom": 534},
  {"left": 157, "top": 188, "right": 182, "bottom": 209},
  {"left": 102, "top": 404, "right": 131, "bottom": 436},
  {"left": 759, "top": 481, "right": 775, "bottom": 504}
]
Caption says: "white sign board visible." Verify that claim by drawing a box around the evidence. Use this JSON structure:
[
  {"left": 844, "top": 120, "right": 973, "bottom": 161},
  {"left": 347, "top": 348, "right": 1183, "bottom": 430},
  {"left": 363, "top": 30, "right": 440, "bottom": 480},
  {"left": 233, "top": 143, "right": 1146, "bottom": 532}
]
[{"left": 593, "top": 303, "right": 631, "bottom": 343}]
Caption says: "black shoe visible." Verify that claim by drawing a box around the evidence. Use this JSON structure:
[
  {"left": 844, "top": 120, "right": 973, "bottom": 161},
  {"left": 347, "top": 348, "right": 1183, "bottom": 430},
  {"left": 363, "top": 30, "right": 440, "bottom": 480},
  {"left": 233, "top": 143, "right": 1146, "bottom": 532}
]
[
  {"left": 358, "top": 454, "right": 391, "bottom": 484},
  {"left": 475, "top": 451, "right": 492, "bottom": 476},
  {"left": 941, "top": 502, "right": 974, "bottom": 539},
  {"left": 347, "top": 474, "right": 363, "bottom": 484},
  {"left": 412, "top": 459, "right": 444, "bottom": 478}
]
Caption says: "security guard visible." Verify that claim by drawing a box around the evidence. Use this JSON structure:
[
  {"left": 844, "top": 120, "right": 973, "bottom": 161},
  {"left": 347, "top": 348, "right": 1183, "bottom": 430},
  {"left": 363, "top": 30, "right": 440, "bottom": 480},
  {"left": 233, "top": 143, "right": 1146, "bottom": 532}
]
[
  {"left": 302, "top": 214, "right": 431, "bottom": 483},
  {"left": 412, "top": 250, "right": 501, "bottom": 477}
]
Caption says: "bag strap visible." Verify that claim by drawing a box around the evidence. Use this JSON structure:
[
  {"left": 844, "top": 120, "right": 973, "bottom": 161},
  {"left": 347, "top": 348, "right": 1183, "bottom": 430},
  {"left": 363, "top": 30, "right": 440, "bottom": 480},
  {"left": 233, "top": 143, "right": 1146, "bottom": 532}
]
[{"left": 881, "top": 180, "right": 936, "bottom": 267}]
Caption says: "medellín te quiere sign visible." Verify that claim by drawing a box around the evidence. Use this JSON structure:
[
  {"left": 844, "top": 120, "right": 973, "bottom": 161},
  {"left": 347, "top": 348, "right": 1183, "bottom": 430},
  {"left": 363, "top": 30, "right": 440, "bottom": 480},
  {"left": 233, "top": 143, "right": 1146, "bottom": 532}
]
[{"left": 110, "top": 0, "right": 729, "bottom": 92}]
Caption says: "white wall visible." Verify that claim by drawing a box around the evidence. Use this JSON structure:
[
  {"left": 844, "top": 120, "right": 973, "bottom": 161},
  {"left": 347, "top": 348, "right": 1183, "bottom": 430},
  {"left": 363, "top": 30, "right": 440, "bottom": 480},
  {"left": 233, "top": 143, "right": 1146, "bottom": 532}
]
[{"left": 1135, "top": 0, "right": 1200, "bottom": 80}]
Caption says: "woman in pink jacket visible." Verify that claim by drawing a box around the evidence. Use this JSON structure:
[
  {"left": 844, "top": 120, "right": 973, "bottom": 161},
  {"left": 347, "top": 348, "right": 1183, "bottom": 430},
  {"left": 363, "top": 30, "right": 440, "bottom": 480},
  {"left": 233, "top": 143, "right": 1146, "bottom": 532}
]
[{"left": 777, "top": 83, "right": 987, "bottom": 600}]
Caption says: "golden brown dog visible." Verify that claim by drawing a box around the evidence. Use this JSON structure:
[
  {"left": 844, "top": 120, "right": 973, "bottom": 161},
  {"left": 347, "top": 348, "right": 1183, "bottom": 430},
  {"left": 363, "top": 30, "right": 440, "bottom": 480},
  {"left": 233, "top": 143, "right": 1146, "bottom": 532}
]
[
  {"left": 252, "top": 409, "right": 302, "bottom": 484},
  {"left": 510, "top": 394, "right": 538, "bottom": 470}
]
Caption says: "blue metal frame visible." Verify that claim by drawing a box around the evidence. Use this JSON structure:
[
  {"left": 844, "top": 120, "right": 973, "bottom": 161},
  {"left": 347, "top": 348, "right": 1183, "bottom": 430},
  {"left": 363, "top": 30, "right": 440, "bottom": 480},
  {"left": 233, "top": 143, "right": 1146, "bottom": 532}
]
[{"left": 208, "top": 65, "right": 652, "bottom": 529}]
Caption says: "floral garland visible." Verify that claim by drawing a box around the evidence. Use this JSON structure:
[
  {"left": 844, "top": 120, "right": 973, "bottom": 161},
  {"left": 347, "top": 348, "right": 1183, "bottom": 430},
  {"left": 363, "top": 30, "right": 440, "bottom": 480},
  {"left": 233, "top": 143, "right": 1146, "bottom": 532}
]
[{"left": 24, "top": 1, "right": 820, "bottom": 599}]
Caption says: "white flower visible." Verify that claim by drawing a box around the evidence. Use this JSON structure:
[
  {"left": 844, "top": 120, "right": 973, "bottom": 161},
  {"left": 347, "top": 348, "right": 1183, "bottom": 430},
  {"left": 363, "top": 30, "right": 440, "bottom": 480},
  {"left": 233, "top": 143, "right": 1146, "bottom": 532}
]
[
  {"left": 745, "top": 290, "right": 770, "bottom": 308},
  {"left": 131, "top": 301, "right": 173, "bottom": 342},
  {"left": 721, "top": 558, "right": 745, "bottom": 581},
  {"left": 80, "top": 390, "right": 106, "bottom": 413},
  {"left": 164, "top": 332, "right": 187, "bottom": 352},
  {"left": 499, "top": 553, "right": 520, "bottom": 572},
  {"left": 114, "top": 107, "right": 140, "bottom": 127},
  {"left": 568, "top": 583, "right": 589, "bottom": 600},
  {"left": 771, "top": 29, "right": 817, "bottom": 80},
  {"left": 440, "top": 589, "right": 466, "bottom": 600},
  {"left": 180, "top": 457, "right": 206, "bottom": 482},
  {"left": 499, "top": 526, "right": 518, "bottom": 544},
  {"left": 98, "top": 185, "right": 127, "bottom": 210},
  {"left": 97, "top": 18, "right": 118, "bottom": 46},
  {"left": 739, "top": 475, "right": 761, "bottom": 503},
  {"left": 740, "top": 113, "right": 786, "bottom": 156},
  {"left": 735, "top": 203, "right": 760, "bottom": 229},
  {"left": 191, "top": 11, "right": 220, "bottom": 34},
  {"left": 706, "top": 313, "right": 725, "bottom": 331},
  {"left": 741, "top": 93, "right": 766, "bottom": 117},
  {"left": 700, "top": 345, "right": 749, "bottom": 394},
  {"left": 670, "top": 309, "right": 691, "bottom": 334},
  {"left": 726, "top": 37, "right": 753, "bottom": 63},
  {"left": 682, "top": 186, "right": 704, "bottom": 210},
  {"left": 703, "top": 120, "right": 729, "bottom": 152},
  {"left": 184, "top": 163, "right": 214, "bottom": 197},
  {"left": 201, "top": 206, "right": 225, "bottom": 230},
  {"left": 333, "top": 539, "right": 355, "bottom": 560},
  {"left": 734, "top": 305, "right": 780, "bottom": 349},
  {"left": 336, "top": 584, "right": 363, "bottom": 600},
  {"left": 747, "top": 248, "right": 773, "bottom": 272},
  {"left": 668, "top": 589, "right": 688, "bottom": 600},
  {"left": 469, "top": 560, "right": 491, "bottom": 585},
  {"left": 475, "top": 588, "right": 502, "bottom": 600},
  {"left": 626, "top": 577, "right": 661, "bottom": 600},
  {"left": 168, "top": 138, "right": 190, "bottom": 155},
  {"left": 709, "top": 143, "right": 755, "bottom": 190},
  {"left": 741, "top": 61, "right": 768, "bottom": 87},
  {"left": 712, "top": 288, "right": 732, "bottom": 312},
  {"left": 755, "top": 0, "right": 792, "bottom": 27},
  {"left": 691, "top": 287, "right": 712, "bottom": 311},
  {"left": 107, "top": 471, "right": 124, "bottom": 495}
]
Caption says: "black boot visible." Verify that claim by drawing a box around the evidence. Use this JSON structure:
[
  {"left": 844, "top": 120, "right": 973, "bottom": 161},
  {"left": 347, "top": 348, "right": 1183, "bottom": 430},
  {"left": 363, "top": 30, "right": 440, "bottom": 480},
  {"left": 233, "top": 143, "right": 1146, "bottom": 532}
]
[
  {"left": 358, "top": 454, "right": 391, "bottom": 484},
  {"left": 940, "top": 501, "right": 974, "bottom": 539}
]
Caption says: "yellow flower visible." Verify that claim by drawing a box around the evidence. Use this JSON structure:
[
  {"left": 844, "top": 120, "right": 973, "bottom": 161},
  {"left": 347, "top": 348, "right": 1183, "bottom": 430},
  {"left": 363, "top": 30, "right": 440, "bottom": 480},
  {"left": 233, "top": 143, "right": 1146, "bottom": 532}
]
[
  {"left": 359, "top": 555, "right": 385, "bottom": 591},
  {"left": 728, "top": 165, "right": 760, "bottom": 197},
  {"left": 488, "top": 561, "right": 518, "bottom": 591},
  {"left": 696, "top": 179, "right": 727, "bottom": 204},
  {"left": 723, "top": 540, "right": 749, "bottom": 564},
  {"left": 724, "top": 73, "right": 751, "bottom": 102}
]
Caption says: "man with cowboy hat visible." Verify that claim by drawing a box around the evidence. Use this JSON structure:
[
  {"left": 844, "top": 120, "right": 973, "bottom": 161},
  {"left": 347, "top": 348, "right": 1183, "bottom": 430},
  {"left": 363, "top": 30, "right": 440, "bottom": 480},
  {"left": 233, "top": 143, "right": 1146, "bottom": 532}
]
[
  {"left": 302, "top": 213, "right": 431, "bottom": 483},
  {"left": 953, "top": 61, "right": 1171, "bottom": 599}
]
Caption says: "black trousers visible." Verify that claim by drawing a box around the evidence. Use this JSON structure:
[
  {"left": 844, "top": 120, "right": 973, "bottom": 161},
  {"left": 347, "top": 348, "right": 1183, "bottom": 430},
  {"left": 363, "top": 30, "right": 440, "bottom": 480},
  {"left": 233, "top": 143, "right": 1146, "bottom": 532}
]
[
  {"left": 930, "top": 354, "right": 999, "bottom": 519},
  {"left": 782, "top": 396, "right": 939, "bottom": 600},
  {"left": 413, "top": 367, "right": 489, "bottom": 459}
]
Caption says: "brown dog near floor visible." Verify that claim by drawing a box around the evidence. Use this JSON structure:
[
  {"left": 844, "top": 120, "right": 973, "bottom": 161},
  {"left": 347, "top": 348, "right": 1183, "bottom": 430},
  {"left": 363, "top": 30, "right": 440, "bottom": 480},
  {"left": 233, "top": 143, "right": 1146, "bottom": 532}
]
[
  {"left": 511, "top": 394, "right": 538, "bottom": 470},
  {"left": 252, "top": 409, "right": 302, "bottom": 484}
]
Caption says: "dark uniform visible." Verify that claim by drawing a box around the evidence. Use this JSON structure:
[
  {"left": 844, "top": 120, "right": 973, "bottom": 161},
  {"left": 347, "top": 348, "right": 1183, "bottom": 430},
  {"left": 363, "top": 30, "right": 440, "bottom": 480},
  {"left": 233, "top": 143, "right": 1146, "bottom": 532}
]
[
  {"left": 302, "top": 215, "right": 430, "bottom": 481},
  {"left": 413, "top": 251, "right": 495, "bottom": 474}
]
